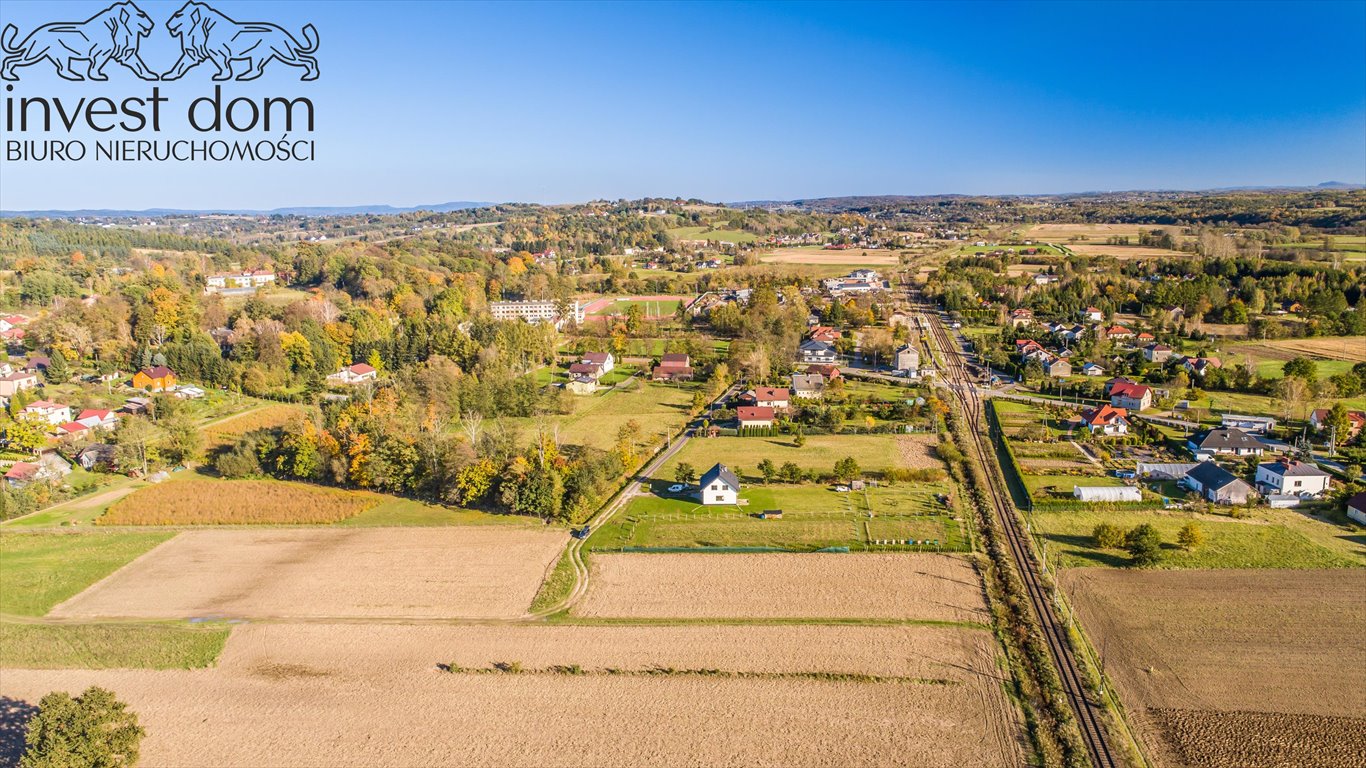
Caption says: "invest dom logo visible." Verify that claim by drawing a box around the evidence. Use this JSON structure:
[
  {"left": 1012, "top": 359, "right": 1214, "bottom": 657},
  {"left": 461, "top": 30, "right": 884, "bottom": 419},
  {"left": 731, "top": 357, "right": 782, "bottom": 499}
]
[{"left": 1, "top": 1, "right": 320, "bottom": 164}]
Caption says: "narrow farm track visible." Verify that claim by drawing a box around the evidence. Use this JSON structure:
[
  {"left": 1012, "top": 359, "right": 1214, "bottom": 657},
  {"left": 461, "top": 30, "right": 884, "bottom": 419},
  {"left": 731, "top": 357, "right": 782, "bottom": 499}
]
[
  {"left": 528, "top": 384, "right": 740, "bottom": 618},
  {"left": 918, "top": 296, "right": 1119, "bottom": 768}
]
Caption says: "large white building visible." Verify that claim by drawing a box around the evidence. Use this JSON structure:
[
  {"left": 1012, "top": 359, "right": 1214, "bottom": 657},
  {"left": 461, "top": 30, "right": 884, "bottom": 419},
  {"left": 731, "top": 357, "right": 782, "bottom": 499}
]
[
  {"left": 205, "top": 270, "right": 276, "bottom": 294},
  {"left": 489, "top": 299, "right": 584, "bottom": 329}
]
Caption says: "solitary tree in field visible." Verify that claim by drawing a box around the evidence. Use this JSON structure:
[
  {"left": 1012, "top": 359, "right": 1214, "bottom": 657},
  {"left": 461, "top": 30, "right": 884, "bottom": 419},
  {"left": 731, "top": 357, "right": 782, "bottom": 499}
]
[
  {"left": 1124, "top": 524, "right": 1163, "bottom": 567},
  {"left": 758, "top": 458, "right": 777, "bottom": 484},
  {"left": 834, "top": 456, "right": 861, "bottom": 482},
  {"left": 1177, "top": 522, "right": 1205, "bottom": 550},
  {"left": 792, "top": 429, "right": 806, "bottom": 448},
  {"left": 674, "top": 462, "right": 696, "bottom": 484},
  {"left": 780, "top": 461, "right": 802, "bottom": 483},
  {"left": 20, "top": 686, "right": 144, "bottom": 768}
]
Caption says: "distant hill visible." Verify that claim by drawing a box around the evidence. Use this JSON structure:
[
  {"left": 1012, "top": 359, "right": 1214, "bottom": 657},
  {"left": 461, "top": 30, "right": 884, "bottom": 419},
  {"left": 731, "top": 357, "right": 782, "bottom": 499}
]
[{"left": 0, "top": 201, "right": 494, "bottom": 218}]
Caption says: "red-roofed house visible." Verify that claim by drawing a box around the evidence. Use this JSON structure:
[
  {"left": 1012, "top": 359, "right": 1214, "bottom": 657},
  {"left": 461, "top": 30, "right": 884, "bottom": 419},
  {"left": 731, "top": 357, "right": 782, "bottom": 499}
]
[
  {"left": 809, "top": 326, "right": 840, "bottom": 343},
  {"left": 0, "top": 370, "right": 38, "bottom": 398},
  {"left": 1103, "top": 325, "right": 1135, "bottom": 340},
  {"left": 736, "top": 406, "right": 776, "bottom": 428},
  {"left": 1182, "top": 357, "right": 1222, "bottom": 377},
  {"left": 1107, "top": 379, "right": 1153, "bottom": 411},
  {"left": 326, "top": 363, "right": 378, "bottom": 385},
  {"left": 805, "top": 363, "right": 842, "bottom": 380},
  {"left": 1081, "top": 306, "right": 1104, "bottom": 322},
  {"left": 133, "top": 365, "right": 177, "bottom": 391},
  {"left": 652, "top": 353, "right": 693, "bottom": 382},
  {"left": 1310, "top": 408, "right": 1366, "bottom": 439},
  {"left": 21, "top": 400, "right": 72, "bottom": 426},
  {"left": 1079, "top": 405, "right": 1130, "bottom": 436}
]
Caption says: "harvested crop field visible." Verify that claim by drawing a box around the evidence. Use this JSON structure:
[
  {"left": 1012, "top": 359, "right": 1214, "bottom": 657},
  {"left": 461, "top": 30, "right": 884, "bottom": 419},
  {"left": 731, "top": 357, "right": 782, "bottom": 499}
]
[
  {"left": 1230, "top": 336, "right": 1366, "bottom": 363},
  {"left": 1060, "top": 568, "right": 1366, "bottom": 767},
  {"left": 1065, "top": 244, "right": 1187, "bottom": 259},
  {"left": 761, "top": 246, "right": 900, "bottom": 265},
  {"left": 99, "top": 479, "right": 377, "bottom": 525},
  {"left": 579, "top": 553, "right": 988, "bottom": 623},
  {"left": 0, "top": 661, "right": 1023, "bottom": 768},
  {"left": 203, "top": 404, "right": 309, "bottom": 448},
  {"left": 50, "top": 528, "right": 566, "bottom": 620},
  {"left": 895, "top": 433, "right": 944, "bottom": 470},
  {"left": 218, "top": 622, "right": 996, "bottom": 680}
]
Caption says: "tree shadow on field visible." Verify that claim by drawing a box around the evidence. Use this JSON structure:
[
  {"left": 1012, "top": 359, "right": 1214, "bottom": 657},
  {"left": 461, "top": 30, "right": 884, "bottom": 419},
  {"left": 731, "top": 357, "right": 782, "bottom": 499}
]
[
  {"left": 0, "top": 696, "right": 38, "bottom": 768},
  {"left": 1041, "top": 533, "right": 1130, "bottom": 567}
]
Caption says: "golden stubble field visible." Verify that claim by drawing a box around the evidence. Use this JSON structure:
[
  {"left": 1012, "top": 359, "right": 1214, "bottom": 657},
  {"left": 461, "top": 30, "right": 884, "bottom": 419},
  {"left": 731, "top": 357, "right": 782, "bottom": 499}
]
[
  {"left": 49, "top": 528, "right": 566, "bottom": 620},
  {"left": 1061, "top": 568, "right": 1366, "bottom": 768},
  {"left": 760, "top": 247, "right": 901, "bottom": 265},
  {"left": 5, "top": 548, "right": 1027, "bottom": 767},
  {"left": 578, "top": 552, "right": 989, "bottom": 623}
]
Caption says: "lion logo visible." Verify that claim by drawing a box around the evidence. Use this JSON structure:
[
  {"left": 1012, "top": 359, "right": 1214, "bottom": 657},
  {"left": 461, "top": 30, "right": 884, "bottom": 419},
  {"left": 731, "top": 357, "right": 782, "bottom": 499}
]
[
  {"left": 1, "top": 2, "right": 158, "bottom": 81},
  {"left": 161, "top": 1, "right": 319, "bottom": 82}
]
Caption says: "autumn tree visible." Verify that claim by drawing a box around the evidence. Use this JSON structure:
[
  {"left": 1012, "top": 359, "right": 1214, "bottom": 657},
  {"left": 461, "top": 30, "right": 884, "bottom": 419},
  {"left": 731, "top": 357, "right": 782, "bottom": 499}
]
[
  {"left": 1092, "top": 522, "right": 1125, "bottom": 549},
  {"left": 833, "top": 456, "right": 861, "bottom": 482},
  {"left": 1177, "top": 522, "right": 1205, "bottom": 550}
]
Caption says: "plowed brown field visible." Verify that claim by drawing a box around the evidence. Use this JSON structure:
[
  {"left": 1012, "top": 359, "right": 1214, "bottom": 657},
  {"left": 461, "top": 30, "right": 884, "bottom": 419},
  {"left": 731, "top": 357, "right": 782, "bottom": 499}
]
[
  {"left": 579, "top": 553, "right": 988, "bottom": 622},
  {"left": 1060, "top": 568, "right": 1366, "bottom": 767}
]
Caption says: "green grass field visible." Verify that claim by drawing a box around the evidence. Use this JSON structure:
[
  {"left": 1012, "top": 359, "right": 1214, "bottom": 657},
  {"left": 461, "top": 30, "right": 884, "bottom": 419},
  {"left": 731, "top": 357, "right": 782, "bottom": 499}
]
[
  {"left": 509, "top": 378, "right": 699, "bottom": 452},
  {"left": 657, "top": 434, "right": 927, "bottom": 481},
  {"left": 0, "top": 531, "right": 173, "bottom": 616},
  {"left": 0, "top": 622, "right": 230, "bottom": 669},
  {"left": 1019, "top": 473, "right": 1126, "bottom": 500},
  {"left": 1251, "top": 359, "right": 1356, "bottom": 380},
  {"left": 1031, "top": 508, "right": 1359, "bottom": 569},
  {"left": 666, "top": 226, "right": 758, "bottom": 243},
  {"left": 587, "top": 482, "right": 965, "bottom": 551}
]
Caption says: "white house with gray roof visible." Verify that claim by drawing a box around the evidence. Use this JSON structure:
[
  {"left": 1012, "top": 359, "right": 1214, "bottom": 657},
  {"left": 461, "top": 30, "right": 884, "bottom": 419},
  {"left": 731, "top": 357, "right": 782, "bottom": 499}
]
[
  {"left": 1255, "top": 459, "right": 1331, "bottom": 499},
  {"left": 698, "top": 463, "right": 740, "bottom": 506}
]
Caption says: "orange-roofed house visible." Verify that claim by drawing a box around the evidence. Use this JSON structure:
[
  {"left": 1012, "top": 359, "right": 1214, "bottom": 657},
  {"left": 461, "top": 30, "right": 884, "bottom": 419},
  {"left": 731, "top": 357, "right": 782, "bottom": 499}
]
[{"left": 133, "top": 366, "right": 177, "bottom": 392}]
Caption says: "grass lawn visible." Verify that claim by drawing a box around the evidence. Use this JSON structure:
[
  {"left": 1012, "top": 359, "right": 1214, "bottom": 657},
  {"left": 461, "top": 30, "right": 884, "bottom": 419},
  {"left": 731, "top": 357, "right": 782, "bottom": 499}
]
[
  {"left": 657, "top": 434, "right": 923, "bottom": 481},
  {"left": 588, "top": 483, "right": 965, "bottom": 551},
  {"left": 0, "top": 531, "right": 173, "bottom": 616},
  {"left": 666, "top": 226, "right": 758, "bottom": 243},
  {"left": 0, "top": 621, "right": 230, "bottom": 669},
  {"left": 338, "top": 496, "right": 537, "bottom": 527},
  {"left": 1031, "top": 508, "right": 1358, "bottom": 569},
  {"left": 512, "top": 378, "right": 699, "bottom": 452},
  {"left": 1252, "top": 359, "right": 1356, "bottom": 380}
]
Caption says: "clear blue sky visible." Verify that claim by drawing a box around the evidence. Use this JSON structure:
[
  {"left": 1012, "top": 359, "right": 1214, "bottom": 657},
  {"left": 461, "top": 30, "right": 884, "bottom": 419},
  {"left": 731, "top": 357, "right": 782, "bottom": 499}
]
[{"left": 1, "top": 0, "right": 1363, "bottom": 210}]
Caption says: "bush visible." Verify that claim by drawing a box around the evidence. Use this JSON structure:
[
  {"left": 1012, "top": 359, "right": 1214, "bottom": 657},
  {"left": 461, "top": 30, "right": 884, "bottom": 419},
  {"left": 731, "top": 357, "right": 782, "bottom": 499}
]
[
  {"left": 20, "top": 686, "right": 144, "bottom": 768},
  {"left": 1092, "top": 523, "right": 1125, "bottom": 549}
]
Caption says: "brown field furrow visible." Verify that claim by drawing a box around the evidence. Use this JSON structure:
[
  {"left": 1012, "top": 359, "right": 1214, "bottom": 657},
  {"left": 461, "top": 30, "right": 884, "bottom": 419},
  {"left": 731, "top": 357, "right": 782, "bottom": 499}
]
[
  {"left": 1061, "top": 568, "right": 1366, "bottom": 767},
  {"left": 579, "top": 553, "right": 988, "bottom": 622},
  {"left": 49, "top": 528, "right": 566, "bottom": 620},
  {"left": 217, "top": 622, "right": 991, "bottom": 680},
  {"left": 0, "top": 665, "right": 1023, "bottom": 768},
  {"left": 1147, "top": 709, "right": 1366, "bottom": 768}
]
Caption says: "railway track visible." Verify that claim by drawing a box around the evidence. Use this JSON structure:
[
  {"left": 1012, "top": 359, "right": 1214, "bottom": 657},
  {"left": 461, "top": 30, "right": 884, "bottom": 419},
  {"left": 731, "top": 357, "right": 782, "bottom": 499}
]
[{"left": 918, "top": 298, "right": 1119, "bottom": 768}]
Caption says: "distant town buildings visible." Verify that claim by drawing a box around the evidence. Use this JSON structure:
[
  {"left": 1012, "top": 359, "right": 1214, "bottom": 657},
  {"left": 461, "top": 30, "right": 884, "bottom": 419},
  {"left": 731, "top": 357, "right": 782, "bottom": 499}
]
[
  {"left": 489, "top": 299, "right": 584, "bottom": 330},
  {"left": 205, "top": 270, "right": 276, "bottom": 294}
]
